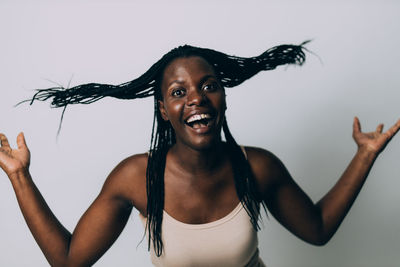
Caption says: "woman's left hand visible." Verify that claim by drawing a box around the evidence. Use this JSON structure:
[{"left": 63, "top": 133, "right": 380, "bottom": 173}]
[{"left": 353, "top": 116, "right": 400, "bottom": 155}]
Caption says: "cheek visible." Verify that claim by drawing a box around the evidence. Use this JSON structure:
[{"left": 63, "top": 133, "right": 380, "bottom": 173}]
[
  {"left": 213, "top": 92, "right": 226, "bottom": 110},
  {"left": 171, "top": 102, "right": 183, "bottom": 113},
  {"left": 165, "top": 100, "right": 185, "bottom": 122}
]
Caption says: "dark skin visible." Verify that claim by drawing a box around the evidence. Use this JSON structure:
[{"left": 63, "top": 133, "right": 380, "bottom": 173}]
[
  {"left": 1, "top": 56, "right": 399, "bottom": 266},
  {"left": 159, "top": 57, "right": 238, "bottom": 223}
]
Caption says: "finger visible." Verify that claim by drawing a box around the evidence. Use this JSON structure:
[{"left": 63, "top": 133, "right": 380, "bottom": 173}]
[
  {"left": 16, "top": 132, "right": 27, "bottom": 149},
  {"left": 384, "top": 119, "right": 400, "bottom": 139},
  {"left": 376, "top": 123, "right": 384, "bottom": 133},
  {"left": 0, "top": 133, "right": 11, "bottom": 148},
  {"left": 353, "top": 116, "right": 361, "bottom": 134}
]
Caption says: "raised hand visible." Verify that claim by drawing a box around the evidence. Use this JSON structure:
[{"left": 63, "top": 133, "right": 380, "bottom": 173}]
[
  {"left": 0, "top": 132, "right": 31, "bottom": 178},
  {"left": 353, "top": 117, "right": 400, "bottom": 155}
]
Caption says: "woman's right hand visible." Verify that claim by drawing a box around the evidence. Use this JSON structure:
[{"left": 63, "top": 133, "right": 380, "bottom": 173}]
[
  {"left": 0, "top": 132, "right": 31, "bottom": 178},
  {"left": 0, "top": 132, "right": 142, "bottom": 266}
]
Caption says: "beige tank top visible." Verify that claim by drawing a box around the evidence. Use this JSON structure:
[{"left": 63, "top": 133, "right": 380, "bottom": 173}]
[
  {"left": 139, "top": 146, "right": 266, "bottom": 266},
  {"left": 139, "top": 199, "right": 266, "bottom": 267}
]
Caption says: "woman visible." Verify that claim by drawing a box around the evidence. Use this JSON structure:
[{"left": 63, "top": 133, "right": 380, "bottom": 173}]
[{"left": 0, "top": 44, "right": 399, "bottom": 266}]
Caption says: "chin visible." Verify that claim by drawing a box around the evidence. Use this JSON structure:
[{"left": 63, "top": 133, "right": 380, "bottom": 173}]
[
  {"left": 175, "top": 123, "right": 223, "bottom": 151},
  {"left": 188, "top": 135, "right": 222, "bottom": 151}
]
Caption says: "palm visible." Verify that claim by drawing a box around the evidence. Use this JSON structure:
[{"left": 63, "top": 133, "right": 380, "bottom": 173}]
[
  {"left": 0, "top": 133, "right": 30, "bottom": 177},
  {"left": 353, "top": 117, "right": 400, "bottom": 154}
]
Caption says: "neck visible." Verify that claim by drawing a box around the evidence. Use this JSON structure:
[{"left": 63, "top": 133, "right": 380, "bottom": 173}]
[{"left": 169, "top": 141, "right": 227, "bottom": 176}]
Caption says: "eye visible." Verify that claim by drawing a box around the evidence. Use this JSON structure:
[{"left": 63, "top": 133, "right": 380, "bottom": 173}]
[
  {"left": 203, "top": 82, "right": 219, "bottom": 92},
  {"left": 171, "top": 88, "right": 186, "bottom": 97}
]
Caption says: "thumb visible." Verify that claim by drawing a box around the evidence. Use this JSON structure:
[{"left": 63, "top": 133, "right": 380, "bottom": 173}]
[
  {"left": 353, "top": 116, "right": 361, "bottom": 134},
  {"left": 17, "top": 132, "right": 27, "bottom": 149}
]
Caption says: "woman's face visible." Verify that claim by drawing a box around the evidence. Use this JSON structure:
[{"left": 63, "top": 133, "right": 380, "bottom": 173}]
[{"left": 159, "top": 56, "right": 226, "bottom": 150}]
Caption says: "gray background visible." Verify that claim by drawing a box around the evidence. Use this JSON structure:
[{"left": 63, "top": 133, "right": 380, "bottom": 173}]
[{"left": 1, "top": 1, "right": 399, "bottom": 266}]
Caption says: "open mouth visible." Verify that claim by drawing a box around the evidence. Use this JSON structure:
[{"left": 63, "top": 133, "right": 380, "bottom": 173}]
[{"left": 185, "top": 113, "right": 214, "bottom": 129}]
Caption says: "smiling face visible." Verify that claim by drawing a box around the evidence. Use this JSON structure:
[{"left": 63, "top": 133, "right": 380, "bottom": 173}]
[{"left": 158, "top": 56, "right": 226, "bottom": 151}]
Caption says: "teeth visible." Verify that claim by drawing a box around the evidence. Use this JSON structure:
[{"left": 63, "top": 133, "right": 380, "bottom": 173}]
[{"left": 186, "top": 114, "right": 211, "bottom": 123}]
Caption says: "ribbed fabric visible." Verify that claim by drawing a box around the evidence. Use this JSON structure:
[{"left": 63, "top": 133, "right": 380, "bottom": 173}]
[{"left": 139, "top": 202, "right": 266, "bottom": 267}]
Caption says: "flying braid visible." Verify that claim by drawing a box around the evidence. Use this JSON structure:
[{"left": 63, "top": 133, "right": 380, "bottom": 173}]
[{"left": 24, "top": 41, "right": 310, "bottom": 256}]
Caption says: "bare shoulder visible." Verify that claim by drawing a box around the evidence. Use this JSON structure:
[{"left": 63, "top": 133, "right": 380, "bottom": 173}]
[
  {"left": 244, "top": 146, "right": 289, "bottom": 193},
  {"left": 101, "top": 152, "right": 148, "bottom": 215}
]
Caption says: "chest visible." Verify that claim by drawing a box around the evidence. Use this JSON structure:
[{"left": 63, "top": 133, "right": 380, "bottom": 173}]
[{"left": 163, "top": 164, "right": 239, "bottom": 225}]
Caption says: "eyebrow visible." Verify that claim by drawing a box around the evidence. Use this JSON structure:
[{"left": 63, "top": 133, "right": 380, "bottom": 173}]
[
  {"left": 167, "top": 80, "right": 185, "bottom": 87},
  {"left": 199, "top": 74, "right": 218, "bottom": 85},
  {"left": 166, "top": 74, "right": 218, "bottom": 89}
]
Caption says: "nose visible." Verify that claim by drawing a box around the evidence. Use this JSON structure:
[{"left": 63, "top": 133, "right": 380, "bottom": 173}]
[{"left": 187, "top": 88, "right": 205, "bottom": 106}]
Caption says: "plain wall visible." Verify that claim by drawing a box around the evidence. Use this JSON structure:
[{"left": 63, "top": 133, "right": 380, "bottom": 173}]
[{"left": 1, "top": 1, "right": 399, "bottom": 266}]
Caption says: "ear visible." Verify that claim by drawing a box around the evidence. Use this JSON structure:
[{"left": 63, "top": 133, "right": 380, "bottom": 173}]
[{"left": 158, "top": 100, "right": 169, "bottom": 121}]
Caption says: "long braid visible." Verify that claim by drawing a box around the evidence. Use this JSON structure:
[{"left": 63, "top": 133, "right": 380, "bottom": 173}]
[
  {"left": 223, "top": 119, "right": 268, "bottom": 229},
  {"left": 145, "top": 85, "right": 174, "bottom": 256},
  {"left": 24, "top": 42, "right": 309, "bottom": 256}
]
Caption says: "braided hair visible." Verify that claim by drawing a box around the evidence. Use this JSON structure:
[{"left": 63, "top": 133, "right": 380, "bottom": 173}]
[{"left": 26, "top": 41, "right": 309, "bottom": 256}]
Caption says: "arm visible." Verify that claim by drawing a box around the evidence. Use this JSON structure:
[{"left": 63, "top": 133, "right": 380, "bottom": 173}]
[
  {"left": 0, "top": 133, "right": 145, "bottom": 266},
  {"left": 247, "top": 117, "right": 400, "bottom": 245}
]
